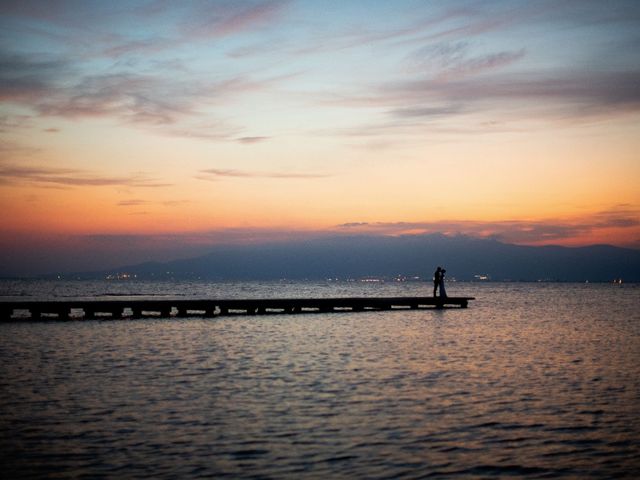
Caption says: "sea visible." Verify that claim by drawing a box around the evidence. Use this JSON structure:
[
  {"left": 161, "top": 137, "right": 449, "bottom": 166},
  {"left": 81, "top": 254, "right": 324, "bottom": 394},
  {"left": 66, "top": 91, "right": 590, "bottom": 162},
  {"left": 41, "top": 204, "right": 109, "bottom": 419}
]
[{"left": 1, "top": 280, "right": 639, "bottom": 479}]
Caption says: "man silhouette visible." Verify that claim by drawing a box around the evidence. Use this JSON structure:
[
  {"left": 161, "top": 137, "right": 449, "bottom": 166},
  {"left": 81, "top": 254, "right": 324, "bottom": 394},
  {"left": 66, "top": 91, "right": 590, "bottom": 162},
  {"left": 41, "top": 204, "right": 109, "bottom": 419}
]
[{"left": 433, "top": 266, "right": 442, "bottom": 297}]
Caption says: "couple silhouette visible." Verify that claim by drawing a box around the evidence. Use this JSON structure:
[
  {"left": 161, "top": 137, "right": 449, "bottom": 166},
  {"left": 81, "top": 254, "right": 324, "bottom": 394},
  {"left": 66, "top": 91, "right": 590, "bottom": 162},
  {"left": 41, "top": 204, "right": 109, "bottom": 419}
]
[{"left": 433, "top": 266, "right": 447, "bottom": 298}]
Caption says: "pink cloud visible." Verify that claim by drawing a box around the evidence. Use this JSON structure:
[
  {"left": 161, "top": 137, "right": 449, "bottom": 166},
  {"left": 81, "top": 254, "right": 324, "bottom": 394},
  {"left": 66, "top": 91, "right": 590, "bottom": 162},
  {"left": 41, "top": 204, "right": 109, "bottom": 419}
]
[
  {"left": 184, "top": 0, "right": 289, "bottom": 39},
  {"left": 336, "top": 207, "right": 640, "bottom": 246}
]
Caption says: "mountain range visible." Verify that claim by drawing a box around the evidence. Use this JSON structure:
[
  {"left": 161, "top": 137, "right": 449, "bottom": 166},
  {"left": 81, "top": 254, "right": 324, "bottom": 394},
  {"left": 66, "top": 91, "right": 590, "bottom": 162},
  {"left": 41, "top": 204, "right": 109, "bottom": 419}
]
[{"left": 66, "top": 234, "right": 640, "bottom": 282}]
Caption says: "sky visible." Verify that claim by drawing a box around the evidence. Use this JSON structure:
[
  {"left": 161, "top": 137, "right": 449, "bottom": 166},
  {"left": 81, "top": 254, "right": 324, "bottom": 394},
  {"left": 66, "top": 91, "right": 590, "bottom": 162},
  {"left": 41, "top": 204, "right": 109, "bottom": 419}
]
[{"left": 1, "top": 0, "right": 640, "bottom": 275}]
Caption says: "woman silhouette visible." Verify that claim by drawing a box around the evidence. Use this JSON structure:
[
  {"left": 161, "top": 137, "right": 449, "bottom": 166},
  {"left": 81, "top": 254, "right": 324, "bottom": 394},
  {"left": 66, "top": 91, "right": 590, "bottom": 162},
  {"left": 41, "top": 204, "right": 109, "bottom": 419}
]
[{"left": 439, "top": 269, "right": 447, "bottom": 298}]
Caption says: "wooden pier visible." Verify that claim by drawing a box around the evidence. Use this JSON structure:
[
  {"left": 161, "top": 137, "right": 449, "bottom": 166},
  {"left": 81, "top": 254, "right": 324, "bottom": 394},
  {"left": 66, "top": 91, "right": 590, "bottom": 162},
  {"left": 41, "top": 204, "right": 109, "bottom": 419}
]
[{"left": 0, "top": 296, "right": 474, "bottom": 321}]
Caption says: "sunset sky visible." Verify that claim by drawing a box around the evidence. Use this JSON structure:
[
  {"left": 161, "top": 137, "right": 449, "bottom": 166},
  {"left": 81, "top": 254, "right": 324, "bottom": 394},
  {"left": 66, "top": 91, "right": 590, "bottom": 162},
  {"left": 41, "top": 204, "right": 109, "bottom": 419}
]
[{"left": 1, "top": 0, "right": 639, "bottom": 275}]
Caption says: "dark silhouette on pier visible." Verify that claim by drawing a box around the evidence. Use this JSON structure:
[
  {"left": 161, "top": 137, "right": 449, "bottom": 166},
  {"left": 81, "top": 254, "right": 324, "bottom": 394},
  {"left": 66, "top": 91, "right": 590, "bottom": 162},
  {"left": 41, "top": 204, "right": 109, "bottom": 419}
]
[
  {"left": 439, "top": 268, "right": 447, "bottom": 298},
  {"left": 433, "top": 266, "right": 447, "bottom": 297},
  {"left": 433, "top": 266, "right": 442, "bottom": 297}
]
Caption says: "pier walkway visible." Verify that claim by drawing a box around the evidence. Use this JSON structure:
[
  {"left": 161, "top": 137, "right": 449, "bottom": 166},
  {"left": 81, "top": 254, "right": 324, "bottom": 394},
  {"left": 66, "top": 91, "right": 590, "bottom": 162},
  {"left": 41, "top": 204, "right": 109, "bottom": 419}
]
[{"left": 1, "top": 296, "right": 474, "bottom": 321}]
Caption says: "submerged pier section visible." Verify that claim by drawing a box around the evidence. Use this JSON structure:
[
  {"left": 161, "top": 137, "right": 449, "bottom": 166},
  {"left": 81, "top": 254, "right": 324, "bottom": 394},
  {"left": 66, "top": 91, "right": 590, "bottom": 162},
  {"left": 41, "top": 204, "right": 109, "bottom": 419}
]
[{"left": 1, "top": 296, "right": 474, "bottom": 321}]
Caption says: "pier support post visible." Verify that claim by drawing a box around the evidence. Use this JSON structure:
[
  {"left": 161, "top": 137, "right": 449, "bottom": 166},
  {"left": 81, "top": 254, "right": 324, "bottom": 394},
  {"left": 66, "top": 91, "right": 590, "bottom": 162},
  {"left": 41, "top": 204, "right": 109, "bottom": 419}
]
[
  {"left": 1, "top": 308, "right": 13, "bottom": 321},
  {"left": 132, "top": 308, "right": 142, "bottom": 319}
]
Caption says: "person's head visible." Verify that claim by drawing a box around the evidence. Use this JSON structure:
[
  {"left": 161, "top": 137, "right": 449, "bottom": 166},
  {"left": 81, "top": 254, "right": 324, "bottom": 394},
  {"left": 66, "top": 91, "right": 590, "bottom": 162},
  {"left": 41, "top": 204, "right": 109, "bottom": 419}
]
[{"left": 436, "top": 266, "right": 441, "bottom": 271}]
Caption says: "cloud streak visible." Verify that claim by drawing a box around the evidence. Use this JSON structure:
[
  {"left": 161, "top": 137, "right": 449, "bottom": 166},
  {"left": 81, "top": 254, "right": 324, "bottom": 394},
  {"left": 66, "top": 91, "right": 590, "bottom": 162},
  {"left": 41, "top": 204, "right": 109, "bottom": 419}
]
[
  {"left": 321, "top": 67, "right": 640, "bottom": 141},
  {"left": 198, "top": 168, "right": 330, "bottom": 180},
  {"left": 117, "top": 199, "right": 189, "bottom": 207},
  {"left": 236, "top": 136, "right": 270, "bottom": 144},
  {"left": 0, "top": 164, "right": 171, "bottom": 188},
  {"left": 117, "top": 199, "right": 148, "bottom": 206},
  {"left": 0, "top": 52, "right": 72, "bottom": 102},
  {"left": 298, "top": 3, "right": 640, "bottom": 137},
  {"left": 0, "top": 49, "right": 292, "bottom": 140}
]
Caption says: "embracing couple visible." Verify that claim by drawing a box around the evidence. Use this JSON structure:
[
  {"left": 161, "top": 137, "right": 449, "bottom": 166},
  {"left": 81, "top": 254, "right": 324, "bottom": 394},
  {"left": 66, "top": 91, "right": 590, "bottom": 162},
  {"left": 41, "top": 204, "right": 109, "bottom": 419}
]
[{"left": 433, "top": 266, "right": 447, "bottom": 298}]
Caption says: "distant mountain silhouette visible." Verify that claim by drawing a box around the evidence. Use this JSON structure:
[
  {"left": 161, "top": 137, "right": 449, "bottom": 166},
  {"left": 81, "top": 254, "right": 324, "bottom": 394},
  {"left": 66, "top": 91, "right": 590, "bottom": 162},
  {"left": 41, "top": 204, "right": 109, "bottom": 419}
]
[{"left": 68, "top": 234, "right": 640, "bottom": 282}]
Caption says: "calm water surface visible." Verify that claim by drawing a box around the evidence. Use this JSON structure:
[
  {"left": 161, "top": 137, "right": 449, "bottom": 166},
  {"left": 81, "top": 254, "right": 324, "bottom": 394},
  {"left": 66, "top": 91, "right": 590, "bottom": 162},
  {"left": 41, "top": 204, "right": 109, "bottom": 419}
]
[{"left": 1, "top": 281, "right": 639, "bottom": 478}]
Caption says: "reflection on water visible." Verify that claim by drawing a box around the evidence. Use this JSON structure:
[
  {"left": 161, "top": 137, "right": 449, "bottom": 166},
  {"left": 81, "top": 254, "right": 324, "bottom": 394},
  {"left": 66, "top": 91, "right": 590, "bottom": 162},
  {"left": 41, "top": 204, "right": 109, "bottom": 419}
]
[{"left": 1, "top": 282, "right": 639, "bottom": 478}]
